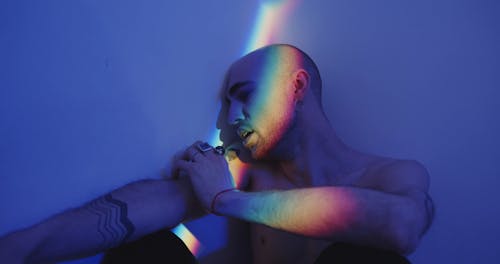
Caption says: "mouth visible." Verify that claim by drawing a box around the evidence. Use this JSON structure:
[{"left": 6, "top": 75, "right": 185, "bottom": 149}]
[{"left": 237, "top": 127, "right": 254, "bottom": 141}]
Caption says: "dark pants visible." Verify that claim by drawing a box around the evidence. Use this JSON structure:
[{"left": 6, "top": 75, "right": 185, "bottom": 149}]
[
  {"left": 101, "top": 229, "right": 410, "bottom": 264},
  {"left": 314, "top": 242, "right": 410, "bottom": 264},
  {"left": 100, "top": 229, "right": 197, "bottom": 264}
]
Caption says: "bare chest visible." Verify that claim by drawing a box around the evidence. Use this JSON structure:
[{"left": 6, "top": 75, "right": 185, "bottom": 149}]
[
  {"left": 245, "top": 161, "right": 383, "bottom": 263},
  {"left": 250, "top": 223, "right": 329, "bottom": 264},
  {"left": 247, "top": 171, "right": 331, "bottom": 264}
]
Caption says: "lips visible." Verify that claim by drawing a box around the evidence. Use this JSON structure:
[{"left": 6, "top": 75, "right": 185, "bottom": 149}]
[{"left": 237, "top": 127, "right": 253, "bottom": 141}]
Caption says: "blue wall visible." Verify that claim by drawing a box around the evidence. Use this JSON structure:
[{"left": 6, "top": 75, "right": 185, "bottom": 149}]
[{"left": 1, "top": 0, "right": 499, "bottom": 263}]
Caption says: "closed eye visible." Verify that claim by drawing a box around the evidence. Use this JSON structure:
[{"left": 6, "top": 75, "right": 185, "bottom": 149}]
[
  {"left": 236, "top": 86, "right": 253, "bottom": 102},
  {"left": 228, "top": 81, "right": 255, "bottom": 103}
]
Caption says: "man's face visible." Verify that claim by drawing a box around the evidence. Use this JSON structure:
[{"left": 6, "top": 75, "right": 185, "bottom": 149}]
[{"left": 218, "top": 49, "right": 301, "bottom": 160}]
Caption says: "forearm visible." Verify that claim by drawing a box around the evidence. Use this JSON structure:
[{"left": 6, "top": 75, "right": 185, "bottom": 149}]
[
  {"left": 214, "top": 186, "right": 422, "bottom": 254},
  {"left": 0, "top": 179, "right": 196, "bottom": 263}
]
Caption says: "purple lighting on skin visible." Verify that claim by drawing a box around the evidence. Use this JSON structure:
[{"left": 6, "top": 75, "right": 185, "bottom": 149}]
[{"left": 173, "top": 0, "right": 301, "bottom": 258}]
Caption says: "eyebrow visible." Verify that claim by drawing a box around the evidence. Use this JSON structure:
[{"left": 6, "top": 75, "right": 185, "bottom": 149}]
[{"left": 227, "top": 81, "right": 254, "bottom": 98}]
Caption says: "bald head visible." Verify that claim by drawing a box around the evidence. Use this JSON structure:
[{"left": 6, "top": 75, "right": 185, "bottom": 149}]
[
  {"left": 217, "top": 44, "right": 324, "bottom": 158},
  {"left": 229, "top": 44, "right": 323, "bottom": 103}
]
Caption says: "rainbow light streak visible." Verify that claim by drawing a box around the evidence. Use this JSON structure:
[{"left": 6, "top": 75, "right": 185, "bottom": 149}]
[
  {"left": 247, "top": 47, "right": 303, "bottom": 157},
  {"left": 226, "top": 150, "right": 250, "bottom": 188},
  {"left": 171, "top": 223, "right": 202, "bottom": 257},
  {"left": 251, "top": 188, "right": 358, "bottom": 237},
  {"left": 243, "top": 0, "right": 300, "bottom": 55},
  {"left": 177, "top": 0, "right": 300, "bottom": 258},
  {"left": 209, "top": 0, "right": 300, "bottom": 164}
]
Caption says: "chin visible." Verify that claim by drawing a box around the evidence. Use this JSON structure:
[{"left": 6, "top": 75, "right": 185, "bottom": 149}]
[
  {"left": 250, "top": 148, "right": 265, "bottom": 160},
  {"left": 249, "top": 144, "right": 272, "bottom": 160}
]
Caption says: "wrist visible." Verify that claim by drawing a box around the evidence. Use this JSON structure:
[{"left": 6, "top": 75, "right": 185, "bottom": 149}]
[{"left": 210, "top": 188, "right": 238, "bottom": 215}]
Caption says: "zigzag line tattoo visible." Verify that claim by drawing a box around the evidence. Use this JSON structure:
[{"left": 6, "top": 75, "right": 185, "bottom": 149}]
[{"left": 86, "top": 194, "right": 135, "bottom": 248}]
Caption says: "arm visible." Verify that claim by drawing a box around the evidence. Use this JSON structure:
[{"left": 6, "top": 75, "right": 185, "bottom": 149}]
[
  {"left": 175, "top": 147, "right": 433, "bottom": 256},
  {"left": 214, "top": 186, "right": 424, "bottom": 255},
  {"left": 213, "top": 160, "right": 433, "bottom": 255},
  {"left": 0, "top": 178, "right": 202, "bottom": 263}
]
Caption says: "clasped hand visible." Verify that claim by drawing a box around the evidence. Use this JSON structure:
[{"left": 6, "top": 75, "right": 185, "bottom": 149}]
[{"left": 170, "top": 141, "right": 235, "bottom": 212}]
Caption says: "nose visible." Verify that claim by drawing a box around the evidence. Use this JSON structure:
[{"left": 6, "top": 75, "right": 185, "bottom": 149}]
[{"left": 227, "top": 101, "right": 246, "bottom": 125}]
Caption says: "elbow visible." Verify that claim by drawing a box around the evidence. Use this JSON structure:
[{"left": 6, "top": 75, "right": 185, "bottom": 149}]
[
  {"left": 391, "top": 224, "right": 420, "bottom": 256},
  {"left": 390, "top": 201, "right": 423, "bottom": 255}
]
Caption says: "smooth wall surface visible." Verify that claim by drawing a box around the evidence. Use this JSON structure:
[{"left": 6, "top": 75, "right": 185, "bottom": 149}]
[{"left": 1, "top": 0, "right": 499, "bottom": 263}]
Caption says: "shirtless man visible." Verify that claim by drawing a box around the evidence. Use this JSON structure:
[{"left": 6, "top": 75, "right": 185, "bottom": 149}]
[
  {"left": 0, "top": 44, "right": 433, "bottom": 263},
  {"left": 172, "top": 44, "right": 434, "bottom": 263}
]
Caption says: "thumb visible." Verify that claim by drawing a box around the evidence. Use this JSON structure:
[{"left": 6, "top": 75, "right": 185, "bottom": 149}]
[{"left": 171, "top": 159, "right": 192, "bottom": 179}]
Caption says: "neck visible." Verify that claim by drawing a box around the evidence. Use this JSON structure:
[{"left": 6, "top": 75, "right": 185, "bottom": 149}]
[{"left": 277, "top": 104, "right": 355, "bottom": 186}]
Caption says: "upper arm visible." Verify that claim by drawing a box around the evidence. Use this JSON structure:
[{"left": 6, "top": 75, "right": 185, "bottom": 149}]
[{"left": 373, "top": 159, "right": 430, "bottom": 195}]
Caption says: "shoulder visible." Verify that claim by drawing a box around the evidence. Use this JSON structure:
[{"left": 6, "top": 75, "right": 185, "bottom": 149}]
[{"left": 363, "top": 158, "right": 430, "bottom": 195}]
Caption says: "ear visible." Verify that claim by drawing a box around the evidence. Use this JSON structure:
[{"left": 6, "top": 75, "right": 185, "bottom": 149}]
[{"left": 292, "top": 69, "right": 309, "bottom": 101}]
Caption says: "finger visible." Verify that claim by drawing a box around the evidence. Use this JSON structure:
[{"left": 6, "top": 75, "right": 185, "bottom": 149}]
[
  {"left": 171, "top": 146, "right": 196, "bottom": 163},
  {"left": 170, "top": 150, "right": 189, "bottom": 164},
  {"left": 192, "top": 140, "right": 214, "bottom": 153},
  {"left": 172, "top": 150, "right": 186, "bottom": 161},
  {"left": 169, "top": 152, "right": 183, "bottom": 178},
  {"left": 177, "top": 147, "right": 196, "bottom": 161},
  {"left": 186, "top": 142, "right": 206, "bottom": 161},
  {"left": 191, "top": 140, "right": 205, "bottom": 148},
  {"left": 203, "top": 147, "right": 227, "bottom": 162},
  {"left": 160, "top": 167, "right": 176, "bottom": 180},
  {"left": 172, "top": 159, "right": 193, "bottom": 177},
  {"left": 171, "top": 158, "right": 185, "bottom": 177},
  {"left": 160, "top": 154, "right": 177, "bottom": 180}
]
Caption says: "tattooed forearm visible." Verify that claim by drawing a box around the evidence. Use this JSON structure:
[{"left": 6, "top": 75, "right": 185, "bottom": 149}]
[{"left": 85, "top": 194, "right": 135, "bottom": 249}]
